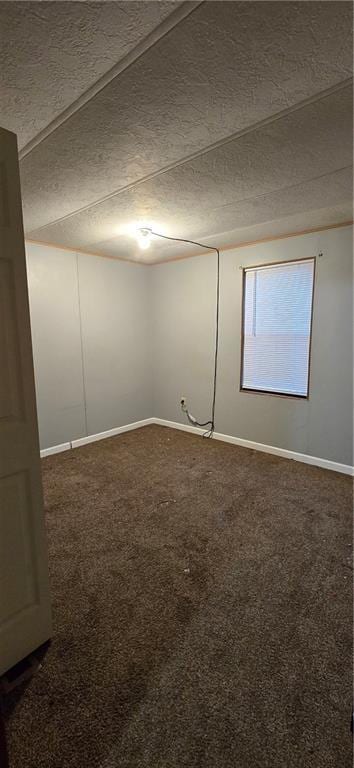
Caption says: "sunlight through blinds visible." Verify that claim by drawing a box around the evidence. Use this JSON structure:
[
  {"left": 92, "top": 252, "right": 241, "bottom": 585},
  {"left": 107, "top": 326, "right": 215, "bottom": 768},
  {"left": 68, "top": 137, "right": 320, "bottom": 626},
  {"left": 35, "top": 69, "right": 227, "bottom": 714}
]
[{"left": 241, "top": 258, "right": 315, "bottom": 397}]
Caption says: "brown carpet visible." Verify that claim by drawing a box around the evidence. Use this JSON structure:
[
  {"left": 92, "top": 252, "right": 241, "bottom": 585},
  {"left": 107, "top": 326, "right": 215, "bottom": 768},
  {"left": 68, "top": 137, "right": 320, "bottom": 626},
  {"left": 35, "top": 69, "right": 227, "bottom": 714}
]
[{"left": 2, "top": 425, "right": 352, "bottom": 767}]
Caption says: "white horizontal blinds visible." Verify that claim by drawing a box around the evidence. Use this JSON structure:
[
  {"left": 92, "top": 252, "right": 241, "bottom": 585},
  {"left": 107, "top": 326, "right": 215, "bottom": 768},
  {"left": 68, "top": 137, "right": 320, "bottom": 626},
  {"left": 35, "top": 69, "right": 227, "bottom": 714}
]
[{"left": 242, "top": 259, "right": 315, "bottom": 396}]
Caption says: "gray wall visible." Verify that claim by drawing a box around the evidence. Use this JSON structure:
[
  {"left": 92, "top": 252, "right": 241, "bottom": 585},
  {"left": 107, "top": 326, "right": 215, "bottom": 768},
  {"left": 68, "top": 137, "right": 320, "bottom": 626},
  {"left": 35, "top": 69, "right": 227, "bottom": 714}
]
[
  {"left": 27, "top": 225, "right": 353, "bottom": 465},
  {"left": 151, "top": 226, "right": 353, "bottom": 466},
  {"left": 77, "top": 253, "right": 151, "bottom": 436},
  {"left": 26, "top": 243, "right": 86, "bottom": 449},
  {"left": 26, "top": 243, "right": 151, "bottom": 449}
]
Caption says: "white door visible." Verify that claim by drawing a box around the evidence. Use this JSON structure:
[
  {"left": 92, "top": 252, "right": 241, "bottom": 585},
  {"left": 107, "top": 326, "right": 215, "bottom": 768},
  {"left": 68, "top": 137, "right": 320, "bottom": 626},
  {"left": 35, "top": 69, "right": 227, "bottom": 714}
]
[{"left": 0, "top": 126, "right": 52, "bottom": 676}]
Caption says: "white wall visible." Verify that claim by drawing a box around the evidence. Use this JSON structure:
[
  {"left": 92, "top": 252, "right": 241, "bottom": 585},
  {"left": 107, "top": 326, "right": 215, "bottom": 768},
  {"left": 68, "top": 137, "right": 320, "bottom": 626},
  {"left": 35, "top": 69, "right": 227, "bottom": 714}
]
[
  {"left": 26, "top": 243, "right": 151, "bottom": 449},
  {"left": 151, "top": 226, "right": 353, "bottom": 466},
  {"left": 26, "top": 226, "right": 353, "bottom": 466}
]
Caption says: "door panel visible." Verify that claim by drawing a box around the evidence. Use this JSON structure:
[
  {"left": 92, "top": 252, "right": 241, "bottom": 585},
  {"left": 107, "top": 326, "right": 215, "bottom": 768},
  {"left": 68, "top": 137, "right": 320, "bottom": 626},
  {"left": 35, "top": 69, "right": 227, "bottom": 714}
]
[
  {"left": 0, "top": 258, "right": 24, "bottom": 421},
  {"left": 0, "top": 471, "right": 38, "bottom": 623},
  {"left": 0, "top": 127, "right": 51, "bottom": 676}
]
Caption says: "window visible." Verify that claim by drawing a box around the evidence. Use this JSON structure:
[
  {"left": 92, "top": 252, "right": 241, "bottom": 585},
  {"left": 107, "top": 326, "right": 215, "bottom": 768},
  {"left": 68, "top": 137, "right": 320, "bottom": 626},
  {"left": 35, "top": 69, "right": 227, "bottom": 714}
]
[{"left": 240, "top": 258, "right": 315, "bottom": 398}]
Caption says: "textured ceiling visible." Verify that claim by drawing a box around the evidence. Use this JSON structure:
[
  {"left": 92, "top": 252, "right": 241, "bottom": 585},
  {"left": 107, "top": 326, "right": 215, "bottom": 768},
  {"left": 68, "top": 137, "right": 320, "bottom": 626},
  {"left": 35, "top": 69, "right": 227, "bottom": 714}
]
[
  {"left": 0, "top": 1, "right": 183, "bottom": 150},
  {"left": 1, "top": 1, "right": 352, "bottom": 263}
]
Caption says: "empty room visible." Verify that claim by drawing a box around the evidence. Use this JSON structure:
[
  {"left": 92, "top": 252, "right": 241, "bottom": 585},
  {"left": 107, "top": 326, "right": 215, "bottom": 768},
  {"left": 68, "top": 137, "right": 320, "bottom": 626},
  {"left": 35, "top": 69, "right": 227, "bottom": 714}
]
[{"left": 0, "top": 1, "right": 353, "bottom": 767}]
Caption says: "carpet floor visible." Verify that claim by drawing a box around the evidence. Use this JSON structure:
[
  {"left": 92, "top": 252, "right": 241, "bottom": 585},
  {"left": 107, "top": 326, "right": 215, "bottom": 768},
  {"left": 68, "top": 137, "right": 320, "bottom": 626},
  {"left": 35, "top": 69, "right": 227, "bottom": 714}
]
[{"left": 2, "top": 425, "right": 352, "bottom": 767}]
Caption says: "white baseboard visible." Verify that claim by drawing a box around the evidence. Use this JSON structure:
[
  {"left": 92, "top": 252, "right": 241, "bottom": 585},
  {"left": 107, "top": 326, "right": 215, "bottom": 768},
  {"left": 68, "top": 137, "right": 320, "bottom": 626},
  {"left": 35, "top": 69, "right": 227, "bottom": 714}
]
[
  {"left": 40, "top": 419, "right": 154, "bottom": 458},
  {"left": 40, "top": 442, "right": 71, "bottom": 458},
  {"left": 153, "top": 418, "right": 207, "bottom": 437},
  {"left": 71, "top": 418, "right": 154, "bottom": 448},
  {"left": 40, "top": 416, "right": 354, "bottom": 476},
  {"left": 153, "top": 418, "right": 354, "bottom": 476}
]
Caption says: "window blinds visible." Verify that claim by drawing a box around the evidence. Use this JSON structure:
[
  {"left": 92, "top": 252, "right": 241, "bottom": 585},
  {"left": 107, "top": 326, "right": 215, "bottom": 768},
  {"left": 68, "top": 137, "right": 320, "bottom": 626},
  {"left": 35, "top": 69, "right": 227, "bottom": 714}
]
[{"left": 241, "top": 258, "right": 315, "bottom": 397}]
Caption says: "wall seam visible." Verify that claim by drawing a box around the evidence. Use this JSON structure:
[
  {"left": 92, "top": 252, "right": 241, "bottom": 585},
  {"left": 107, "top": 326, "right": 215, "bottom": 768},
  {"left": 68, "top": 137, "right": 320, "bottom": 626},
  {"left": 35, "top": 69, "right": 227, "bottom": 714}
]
[{"left": 75, "top": 251, "right": 89, "bottom": 437}]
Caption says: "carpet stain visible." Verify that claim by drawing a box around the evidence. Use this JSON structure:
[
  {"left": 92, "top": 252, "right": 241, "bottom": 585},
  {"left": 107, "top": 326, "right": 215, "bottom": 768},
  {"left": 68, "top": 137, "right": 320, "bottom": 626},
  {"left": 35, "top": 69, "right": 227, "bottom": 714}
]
[{"left": 2, "top": 425, "right": 352, "bottom": 767}]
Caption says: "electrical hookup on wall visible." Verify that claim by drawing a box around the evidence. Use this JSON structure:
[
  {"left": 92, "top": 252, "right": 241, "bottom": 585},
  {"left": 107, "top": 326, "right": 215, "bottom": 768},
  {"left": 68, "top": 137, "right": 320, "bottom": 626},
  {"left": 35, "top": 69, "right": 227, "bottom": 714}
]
[{"left": 140, "top": 227, "right": 220, "bottom": 439}]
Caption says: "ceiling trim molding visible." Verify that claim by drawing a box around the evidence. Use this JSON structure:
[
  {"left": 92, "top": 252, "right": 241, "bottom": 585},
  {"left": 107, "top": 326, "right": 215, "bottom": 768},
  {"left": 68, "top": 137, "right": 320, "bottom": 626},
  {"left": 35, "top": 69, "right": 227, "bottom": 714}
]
[
  {"left": 148, "top": 220, "right": 354, "bottom": 265},
  {"left": 26, "top": 220, "right": 353, "bottom": 266},
  {"left": 29, "top": 76, "right": 353, "bottom": 235},
  {"left": 19, "top": 0, "right": 204, "bottom": 160},
  {"left": 25, "top": 239, "right": 138, "bottom": 264}
]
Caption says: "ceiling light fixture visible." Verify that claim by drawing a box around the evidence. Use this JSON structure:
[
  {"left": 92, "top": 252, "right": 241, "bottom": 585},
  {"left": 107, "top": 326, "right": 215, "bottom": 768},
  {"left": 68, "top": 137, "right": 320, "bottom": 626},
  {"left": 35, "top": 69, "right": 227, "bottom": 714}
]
[{"left": 136, "top": 226, "right": 152, "bottom": 250}]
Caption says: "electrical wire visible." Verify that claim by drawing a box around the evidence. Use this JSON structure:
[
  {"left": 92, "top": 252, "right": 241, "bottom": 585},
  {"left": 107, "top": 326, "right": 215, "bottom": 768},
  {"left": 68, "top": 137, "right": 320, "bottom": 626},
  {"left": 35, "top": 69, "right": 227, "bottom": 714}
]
[{"left": 150, "top": 230, "right": 220, "bottom": 438}]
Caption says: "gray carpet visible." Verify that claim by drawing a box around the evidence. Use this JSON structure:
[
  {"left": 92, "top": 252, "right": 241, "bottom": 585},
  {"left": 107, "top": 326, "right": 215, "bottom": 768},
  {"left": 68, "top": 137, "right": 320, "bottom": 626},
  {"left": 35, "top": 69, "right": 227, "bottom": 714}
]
[{"left": 2, "top": 425, "right": 352, "bottom": 767}]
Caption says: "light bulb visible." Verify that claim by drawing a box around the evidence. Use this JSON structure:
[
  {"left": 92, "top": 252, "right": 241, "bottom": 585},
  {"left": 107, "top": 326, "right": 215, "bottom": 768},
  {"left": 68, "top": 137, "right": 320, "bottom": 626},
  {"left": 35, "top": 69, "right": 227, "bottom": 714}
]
[{"left": 137, "top": 227, "right": 152, "bottom": 250}]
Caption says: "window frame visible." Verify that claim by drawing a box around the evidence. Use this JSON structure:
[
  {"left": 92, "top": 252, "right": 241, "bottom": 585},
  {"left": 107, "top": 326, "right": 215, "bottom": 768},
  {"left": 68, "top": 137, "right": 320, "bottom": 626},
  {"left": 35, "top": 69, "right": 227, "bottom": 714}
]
[{"left": 239, "top": 256, "right": 316, "bottom": 400}]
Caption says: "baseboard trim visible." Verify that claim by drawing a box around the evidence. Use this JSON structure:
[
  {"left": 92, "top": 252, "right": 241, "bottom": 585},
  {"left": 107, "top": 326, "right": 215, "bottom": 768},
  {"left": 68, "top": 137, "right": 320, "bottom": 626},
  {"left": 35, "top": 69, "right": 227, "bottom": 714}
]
[
  {"left": 40, "top": 419, "right": 154, "bottom": 458},
  {"left": 153, "top": 418, "right": 354, "bottom": 476},
  {"left": 40, "top": 442, "right": 71, "bottom": 458},
  {"left": 71, "top": 418, "right": 154, "bottom": 448},
  {"left": 40, "top": 417, "right": 353, "bottom": 475}
]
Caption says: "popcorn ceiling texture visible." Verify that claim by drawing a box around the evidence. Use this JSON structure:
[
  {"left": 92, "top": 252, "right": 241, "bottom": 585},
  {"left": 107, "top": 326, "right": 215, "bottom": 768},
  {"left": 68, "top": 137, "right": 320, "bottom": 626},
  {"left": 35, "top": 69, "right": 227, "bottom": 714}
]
[
  {"left": 1, "top": 1, "right": 353, "bottom": 261},
  {"left": 0, "top": 1, "right": 180, "bottom": 149},
  {"left": 26, "top": 89, "right": 352, "bottom": 260}
]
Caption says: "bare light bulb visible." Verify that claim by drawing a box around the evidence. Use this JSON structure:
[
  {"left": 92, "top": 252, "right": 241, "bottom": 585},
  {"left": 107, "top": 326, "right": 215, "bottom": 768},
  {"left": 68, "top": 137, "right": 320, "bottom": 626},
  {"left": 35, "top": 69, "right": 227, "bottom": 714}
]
[{"left": 137, "top": 227, "right": 152, "bottom": 250}]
